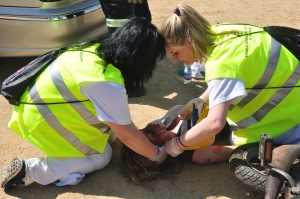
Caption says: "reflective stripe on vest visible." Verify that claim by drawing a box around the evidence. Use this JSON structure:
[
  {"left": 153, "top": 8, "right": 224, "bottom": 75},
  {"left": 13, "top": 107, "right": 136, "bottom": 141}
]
[
  {"left": 231, "top": 63, "right": 300, "bottom": 131},
  {"left": 230, "top": 37, "right": 281, "bottom": 109},
  {"left": 206, "top": 24, "right": 300, "bottom": 145},
  {"left": 8, "top": 44, "right": 125, "bottom": 157},
  {"left": 230, "top": 38, "right": 300, "bottom": 131},
  {"left": 106, "top": 18, "right": 128, "bottom": 28},
  {"left": 28, "top": 59, "right": 111, "bottom": 155}
]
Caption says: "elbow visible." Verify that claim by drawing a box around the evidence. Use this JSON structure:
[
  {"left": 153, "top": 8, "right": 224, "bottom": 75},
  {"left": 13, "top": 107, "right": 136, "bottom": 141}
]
[
  {"left": 211, "top": 120, "right": 226, "bottom": 135},
  {"left": 213, "top": 126, "right": 224, "bottom": 135}
]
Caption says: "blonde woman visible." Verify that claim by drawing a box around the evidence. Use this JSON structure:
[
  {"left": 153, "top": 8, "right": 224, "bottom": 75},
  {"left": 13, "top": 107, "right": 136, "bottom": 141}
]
[{"left": 159, "top": 4, "right": 300, "bottom": 157}]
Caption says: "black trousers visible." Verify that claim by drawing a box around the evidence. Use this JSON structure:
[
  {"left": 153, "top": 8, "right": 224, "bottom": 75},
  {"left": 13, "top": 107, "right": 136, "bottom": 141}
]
[
  {"left": 99, "top": 0, "right": 151, "bottom": 33},
  {"left": 134, "top": 0, "right": 151, "bottom": 22}
]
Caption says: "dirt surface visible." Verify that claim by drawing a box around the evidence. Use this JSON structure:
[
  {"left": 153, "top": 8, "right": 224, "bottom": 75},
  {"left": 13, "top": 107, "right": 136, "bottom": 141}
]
[{"left": 0, "top": 0, "right": 299, "bottom": 198}]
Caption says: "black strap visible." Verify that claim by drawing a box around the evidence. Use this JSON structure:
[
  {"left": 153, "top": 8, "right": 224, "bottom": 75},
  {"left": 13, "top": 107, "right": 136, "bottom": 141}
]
[
  {"left": 264, "top": 26, "right": 300, "bottom": 61},
  {"left": 19, "top": 99, "right": 91, "bottom": 105}
]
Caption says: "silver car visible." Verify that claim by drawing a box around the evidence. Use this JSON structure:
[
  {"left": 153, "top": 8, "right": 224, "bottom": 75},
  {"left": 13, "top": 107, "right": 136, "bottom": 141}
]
[{"left": 0, "top": 0, "right": 107, "bottom": 57}]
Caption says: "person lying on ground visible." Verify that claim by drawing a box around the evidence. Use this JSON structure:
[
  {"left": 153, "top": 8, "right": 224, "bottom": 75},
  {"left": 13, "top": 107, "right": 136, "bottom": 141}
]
[{"left": 120, "top": 105, "right": 236, "bottom": 188}]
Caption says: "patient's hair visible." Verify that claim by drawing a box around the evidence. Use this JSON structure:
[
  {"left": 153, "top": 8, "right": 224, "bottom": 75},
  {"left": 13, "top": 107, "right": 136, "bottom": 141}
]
[{"left": 120, "top": 143, "right": 182, "bottom": 190}]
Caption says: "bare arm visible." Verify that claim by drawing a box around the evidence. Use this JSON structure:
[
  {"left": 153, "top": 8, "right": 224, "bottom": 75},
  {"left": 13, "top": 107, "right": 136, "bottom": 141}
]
[
  {"left": 107, "top": 122, "right": 158, "bottom": 159},
  {"left": 165, "top": 101, "right": 230, "bottom": 155},
  {"left": 181, "top": 100, "right": 230, "bottom": 146},
  {"left": 192, "top": 145, "right": 237, "bottom": 164}
]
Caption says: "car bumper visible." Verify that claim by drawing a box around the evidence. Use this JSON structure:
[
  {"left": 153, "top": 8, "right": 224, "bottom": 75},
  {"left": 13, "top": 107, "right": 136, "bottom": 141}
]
[{"left": 0, "top": 3, "right": 108, "bottom": 57}]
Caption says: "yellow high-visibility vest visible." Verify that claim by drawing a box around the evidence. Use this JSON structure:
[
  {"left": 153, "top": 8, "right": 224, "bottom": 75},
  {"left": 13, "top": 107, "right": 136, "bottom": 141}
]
[
  {"left": 9, "top": 43, "right": 125, "bottom": 157},
  {"left": 206, "top": 24, "right": 300, "bottom": 145}
]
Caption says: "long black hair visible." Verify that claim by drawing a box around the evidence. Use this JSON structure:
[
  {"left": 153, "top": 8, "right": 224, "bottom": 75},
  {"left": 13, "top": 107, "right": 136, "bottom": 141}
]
[{"left": 99, "top": 17, "right": 166, "bottom": 93}]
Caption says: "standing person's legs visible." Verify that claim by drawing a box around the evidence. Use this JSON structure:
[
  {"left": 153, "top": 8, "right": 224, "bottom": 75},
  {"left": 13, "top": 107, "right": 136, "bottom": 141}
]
[
  {"left": 99, "top": 0, "right": 135, "bottom": 34},
  {"left": 126, "top": 1, "right": 152, "bottom": 98},
  {"left": 134, "top": 0, "right": 151, "bottom": 22},
  {"left": 98, "top": 0, "right": 146, "bottom": 97}
]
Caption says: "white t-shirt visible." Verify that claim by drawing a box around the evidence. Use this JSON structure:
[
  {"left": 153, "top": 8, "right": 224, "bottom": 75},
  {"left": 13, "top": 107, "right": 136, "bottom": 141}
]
[
  {"left": 208, "top": 78, "right": 247, "bottom": 108},
  {"left": 80, "top": 81, "right": 132, "bottom": 125},
  {"left": 208, "top": 78, "right": 300, "bottom": 145}
]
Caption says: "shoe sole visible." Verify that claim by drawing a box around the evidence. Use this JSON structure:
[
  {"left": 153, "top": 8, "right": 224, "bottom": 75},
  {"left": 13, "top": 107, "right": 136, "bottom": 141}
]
[{"left": 1, "top": 157, "right": 23, "bottom": 188}]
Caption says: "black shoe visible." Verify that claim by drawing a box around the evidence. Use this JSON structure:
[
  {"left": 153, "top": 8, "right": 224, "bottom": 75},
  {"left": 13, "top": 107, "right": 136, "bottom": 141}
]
[
  {"left": 128, "top": 85, "right": 147, "bottom": 98},
  {"left": 1, "top": 157, "right": 25, "bottom": 189}
]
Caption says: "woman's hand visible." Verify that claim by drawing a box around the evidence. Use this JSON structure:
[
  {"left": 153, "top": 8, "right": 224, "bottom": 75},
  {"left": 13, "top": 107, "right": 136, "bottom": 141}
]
[
  {"left": 165, "top": 137, "right": 184, "bottom": 157},
  {"left": 107, "top": 122, "right": 159, "bottom": 159}
]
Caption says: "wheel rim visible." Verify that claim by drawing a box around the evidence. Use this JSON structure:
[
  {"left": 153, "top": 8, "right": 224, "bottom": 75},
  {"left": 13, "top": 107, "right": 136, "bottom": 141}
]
[{"left": 243, "top": 146, "right": 266, "bottom": 175}]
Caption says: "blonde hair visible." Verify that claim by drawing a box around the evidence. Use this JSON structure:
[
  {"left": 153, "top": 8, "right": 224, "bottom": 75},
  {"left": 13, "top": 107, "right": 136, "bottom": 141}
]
[{"left": 160, "top": 3, "right": 242, "bottom": 64}]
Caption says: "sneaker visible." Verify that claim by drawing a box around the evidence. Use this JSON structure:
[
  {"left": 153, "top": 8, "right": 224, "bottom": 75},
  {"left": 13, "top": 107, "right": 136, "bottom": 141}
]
[
  {"left": 128, "top": 85, "right": 146, "bottom": 98},
  {"left": 1, "top": 157, "right": 25, "bottom": 189}
]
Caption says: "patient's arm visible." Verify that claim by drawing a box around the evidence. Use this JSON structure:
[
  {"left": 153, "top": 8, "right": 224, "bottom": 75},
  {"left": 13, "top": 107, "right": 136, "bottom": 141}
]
[{"left": 192, "top": 146, "right": 237, "bottom": 164}]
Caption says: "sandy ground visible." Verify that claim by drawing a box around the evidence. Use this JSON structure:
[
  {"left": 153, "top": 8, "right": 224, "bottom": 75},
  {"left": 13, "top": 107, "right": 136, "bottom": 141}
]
[{"left": 0, "top": 0, "right": 299, "bottom": 198}]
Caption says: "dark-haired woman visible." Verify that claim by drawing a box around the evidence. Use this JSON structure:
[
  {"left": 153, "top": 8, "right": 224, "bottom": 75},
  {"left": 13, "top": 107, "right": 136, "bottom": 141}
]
[{"left": 1, "top": 17, "right": 167, "bottom": 189}]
